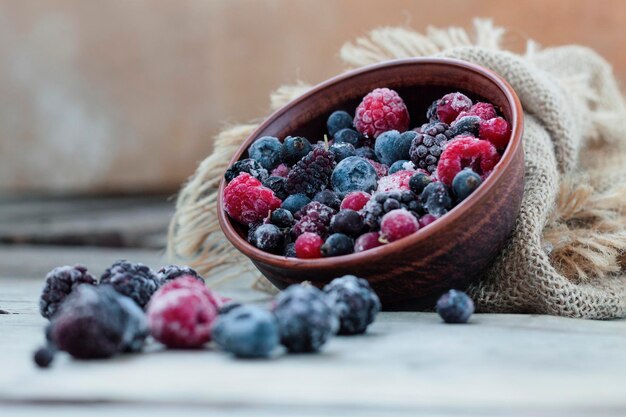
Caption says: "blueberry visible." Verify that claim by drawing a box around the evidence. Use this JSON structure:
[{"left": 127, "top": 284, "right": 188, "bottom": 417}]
[
  {"left": 327, "top": 110, "right": 353, "bottom": 137},
  {"left": 212, "top": 305, "right": 280, "bottom": 358},
  {"left": 248, "top": 136, "right": 283, "bottom": 170},
  {"left": 354, "top": 146, "right": 377, "bottom": 161},
  {"left": 262, "top": 176, "right": 288, "bottom": 200},
  {"left": 331, "top": 156, "right": 378, "bottom": 196},
  {"left": 33, "top": 346, "right": 55, "bottom": 368},
  {"left": 270, "top": 208, "right": 294, "bottom": 228},
  {"left": 330, "top": 210, "right": 364, "bottom": 237},
  {"left": 313, "top": 189, "right": 341, "bottom": 210},
  {"left": 284, "top": 242, "right": 296, "bottom": 257},
  {"left": 388, "top": 160, "right": 415, "bottom": 174},
  {"left": 323, "top": 275, "right": 381, "bottom": 335},
  {"left": 436, "top": 289, "right": 475, "bottom": 323},
  {"left": 224, "top": 158, "right": 269, "bottom": 183},
  {"left": 374, "top": 130, "right": 415, "bottom": 165},
  {"left": 449, "top": 115, "right": 481, "bottom": 137},
  {"left": 422, "top": 182, "right": 453, "bottom": 217},
  {"left": 333, "top": 128, "right": 361, "bottom": 146},
  {"left": 409, "top": 172, "right": 433, "bottom": 195},
  {"left": 281, "top": 194, "right": 311, "bottom": 214},
  {"left": 321, "top": 233, "right": 354, "bottom": 257},
  {"left": 250, "top": 224, "right": 285, "bottom": 254},
  {"left": 452, "top": 168, "right": 482, "bottom": 202},
  {"left": 281, "top": 136, "right": 312, "bottom": 165},
  {"left": 329, "top": 142, "right": 356, "bottom": 162}
]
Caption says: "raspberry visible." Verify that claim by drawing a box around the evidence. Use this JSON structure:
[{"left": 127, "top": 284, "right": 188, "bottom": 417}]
[
  {"left": 418, "top": 213, "right": 438, "bottom": 228},
  {"left": 157, "top": 276, "right": 225, "bottom": 310},
  {"left": 436, "top": 289, "right": 475, "bottom": 323},
  {"left": 271, "top": 163, "right": 290, "bottom": 178},
  {"left": 323, "top": 275, "right": 381, "bottom": 335},
  {"left": 436, "top": 136, "right": 501, "bottom": 186},
  {"left": 456, "top": 102, "right": 497, "bottom": 121},
  {"left": 365, "top": 159, "right": 388, "bottom": 178},
  {"left": 360, "top": 190, "right": 421, "bottom": 231},
  {"left": 321, "top": 233, "right": 354, "bottom": 257},
  {"left": 340, "top": 191, "right": 371, "bottom": 211},
  {"left": 354, "top": 231, "right": 385, "bottom": 252},
  {"left": 376, "top": 170, "right": 414, "bottom": 192},
  {"left": 223, "top": 172, "right": 282, "bottom": 225},
  {"left": 285, "top": 148, "right": 336, "bottom": 197},
  {"left": 436, "top": 92, "right": 472, "bottom": 124},
  {"left": 100, "top": 260, "right": 160, "bottom": 309},
  {"left": 292, "top": 201, "right": 336, "bottom": 238},
  {"left": 380, "top": 209, "right": 419, "bottom": 242},
  {"left": 354, "top": 88, "right": 410, "bottom": 138},
  {"left": 224, "top": 158, "right": 269, "bottom": 183},
  {"left": 212, "top": 305, "right": 279, "bottom": 358},
  {"left": 409, "top": 122, "right": 452, "bottom": 173},
  {"left": 147, "top": 279, "right": 219, "bottom": 348},
  {"left": 295, "top": 232, "right": 323, "bottom": 258},
  {"left": 479, "top": 117, "right": 511, "bottom": 150},
  {"left": 39, "top": 265, "right": 97, "bottom": 319},
  {"left": 156, "top": 265, "right": 204, "bottom": 285}
]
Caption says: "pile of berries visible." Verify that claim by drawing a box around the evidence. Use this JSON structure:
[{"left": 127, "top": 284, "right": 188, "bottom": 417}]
[{"left": 223, "top": 88, "right": 511, "bottom": 258}]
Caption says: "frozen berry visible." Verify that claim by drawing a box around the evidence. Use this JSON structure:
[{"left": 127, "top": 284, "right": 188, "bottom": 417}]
[
  {"left": 212, "top": 305, "right": 280, "bottom": 358},
  {"left": 323, "top": 275, "right": 381, "bottom": 335},
  {"left": 248, "top": 136, "right": 283, "bottom": 170},
  {"left": 313, "top": 189, "right": 341, "bottom": 210},
  {"left": 330, "top": 209, "right": 364, "bottom": 237},
  {"left": 376, "top": 170, "right": 413, "bottom": 192},
  {"left": 426, "top": 99, "right": 439, "bottom": 122},
  {"left": 329, "top": 142, "right": 356, "bottom": 162},
  {"left": 281, "top": 193, "right": 311, "bottom": 214},
  {"left": 224, "top": 158, "right": 269, "bottom": 183},
  {"left": 409, "top": 122, "right": 452, "bottom": 173},
  {"left": 436, "top": 289, "right": 475, "bottom": 323},
  {"left": 380, "top": 209, "right": 419, "bottom": 242},
  {"left": 333, "top": 128, "right": 361, "bottom": 146},
  {"left": 354, "top": 231, "right": 385, "bottom": 252},
  {"left": 456, "top": 102, "right": 497, "bottom": 121},
  {"left": 436, "top": 92, "right": 472, "bottom": 124},
  {"left": 408, "top": 172, "right": 433, "bottom": 195},
  {"left": 327, "top": 110, "right": 353, "bottom": 137},
  {"left": 250, "top": 224, "right": 285, "bottom": 254},
  {"left": 361, "top": 190, "right": 421, "bottom": 231},
  {"left": 39, "top": 265, "right": 97, "bottom": 320},
  {"left": 331, "top": 156, "right": 378, "bottom": 196},
  {"left": 449, "top": 115, "right": 481, "bottom": 137},
  {"left": 223, "top": 172, "right": 282, "bottom": 225},
  {"left": 354, "top": 146, "right": 377, "bottom": 161},
  {"left": 389, "top": 160, "right": 415, "bottom": 174},
  {"left": 437, "top": 136, "right": 500, "bottom": 186},
  {"left": 295, "top": 232, "right": 323, "bottom": 259},
  {"left": 33, "top": 346, "right": 55, "bottom": 368},
  {"left": 157, "top": 265, "right": 205, "bottom": 285},
  {"left": 479, "top": 117, "right": 511, "bottom": 150},
  {"left": 354, "top": 88, "right": 410, "bottom": 138},
  {"left": 321, "top": 233, "right": 354, "bottom": 257},
  {"left": 100, "top": 260, "right": 160, "bottom": 309},
  {"left": 281, "top": 136, "right": 312, "bottom": 165},
  {"left": 286, "top": 148, "right": 336, "bottom": 197},
  {"left": 270, "top": 208, "right": 295, "bottom": 228},
  {"left": 156, "top": 276, "right": 225, "bottom": 312},
  {"left": 366, "top": 159, "right": 389, "bottom": 178},
  {"left": 374, "top": 130, "right": 415, "bottom": 166},
  {"left": 293, "top": 202, "right": 336, "bottom": 238},
  {"left": 452, "top": 168, "right": 483, "bottom": 202},
  {"left": 272, "top": 285, "right": 337, "bottom": 353},
  {"left": 262, "top": 176, "right": 289, "bottom": 201},
  {"left": 418, "top": 214, "right": 438, "bottom": 228},
  {"left": 271, "top": 163, "right": 290, "bottom": 178},
  {"left": 422, "top": 182, "right": 453, "bottom": 217},
  {"left": 284, "top": 242, "right": 297, "bottom": 257},
  {"left": 340, "top": 191, "right": 371, "bottom": 211}
]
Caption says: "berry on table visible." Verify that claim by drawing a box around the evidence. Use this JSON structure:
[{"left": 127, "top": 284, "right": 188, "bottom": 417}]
[
  {"left": 333, "top": 128, "right": 361, "bottom": 146},
  {"left": 327, "top": 110, "right": 354, "bottom": 137},
  {"left": 262, "top": 176, "right": 289, "bottom": 201},
  {"left": 155, "top": 276, "right": 226, "bottom": 311},
  {"left": 224, "top": 158, "right": 269, "bottom": 183},
  {"left": 330, "top": 209, "right": 364, "bottom": 237},
  {"left": 354, "top": 88, "right": 410, "bottom": 138},
  {"left": 380, "top": 209, "right": 419, "bottom": 242},
  {"left": 340, "top": 191, "right": 371, "bottom": 211},
  {"left": 452, "top": 168, "right": 483, "bottom": 202},
  {"left": 422, "top": 182, "right": 453, "bottom": 217},
  {"left": 281, "top": 136, "right": 312, "bottom": 165},
  {"left": 436, "top": 289, "right": 475, "bottom": 323},
  {"left": 295, "top": 232, "right": 323, "bottom": 258},
  {"left": 281, "top": 193, "right": 311, "bottom": 214},
  {"left": 323, "top": 275, "right": 381, "bottom": 335},
  {"left": 157, "top": 265, "right": 205, "bottom": 285},
  {"left": 270, "top": 208, "right": 295, "bottom": 228},
  {"left": 409, "top": 122, "right": 452, "bottom": 173},
  {"left": 374, "top": 130, "right": 415, "bottom": 166},
  {"left": 329, "top": 142, "right": 356, "bottom": 162},
  {"left": 436, "top": 92, "right": 472, "bottom": 124},
  {"left": 408, "top": 172, "right": 433, "bottom": 195},
  {"left": 285, "top": 148, "right": 336, "bottom": 197},
  {"left": 331, "top": 156, "right": 378, "bottom": 196},
  {"left": 39, "top": 265, "right": 97, "bottom": 320},
  {"left": 33, "top": 346, "right": 55, "bottom": 368},
  {"left": 313, "top": 189, "right": 341, "bottom": 211},
  {"left": 212, "top": 305, "right": 280, "bottom": 358},
  {"left": 436, "top": 136, "right": 500, "bottom": 186},
  {"left": 479, "top": 117, "right": 511, "bottom": 150},
  {"left": 100, "top": 259, "right": 160, "bottom": 309},
  {"left": 250, "top": 224, "right": 285, "bottom": 254},
  {"left": 354, "top": 231, "right": 385, "bottom": 252},
  {"left": 223, "top": 172, "right": 282, "bottom": 225},
  {"left": 292, "top": 201, "right": 336, "bottom": 238},
  {"left": 321, "top": 233, "right": 354, "bottom": 257},
  {"left": 248, "top": 136, "right": 283, "bottom": 170}
]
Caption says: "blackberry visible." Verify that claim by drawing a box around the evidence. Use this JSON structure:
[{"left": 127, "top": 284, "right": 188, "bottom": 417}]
[
  {"left": 327, "top": 110, "right": 353, "bottom": 137},
  {"left": 449, "top": 115, "right": 481, "bottom": 137},
  {"left": 313, "top": 189, "right": 341, "bottom": 211},
  {"left": 360, "top": 190, "right": 422, "bottom": 231},
  {"left": 409, "top": 122, "right": 453, "bottom": 173},
  {"left": 270, "top": 208, "right": 295, "bottom": 228},
  {"left": 281, "top": 136, "right": 312, "bottom": 165},
  {"left": 272, "top": 285, "right": 337, "bottom": 353},
  {"left": 285, "top": 148, "right": 336, "bottom": 197},
  {"left": 321, "top": 233, "right": 354, "bottom": 257},
  {"left": 354, "top": 146, "right": 377, "bottom": 161},
  {"left": 292, "top": 201, "right": 336, "bottom": 238},
  {"left": 323, "top": 275, "right": 381, "bottom": 335},
  {"left": 333, "top": 128, "right": 361, "bottom": 146},
  {"left": 436, "top": 289, "right": 475, "bottom": 323},
  {"left": 329, "top": 142, "right": 356, "bottom": 162},
  {"left": 39, "top": 265, "right": 97, "bottom": 320},
  {"left": 100, "top": 260, "right": 160, "bottom": 309},
  {"left": 330, "top": 209, "right": 364, "bottom": 237},
  {"left": 224, "top": 158, "right": 269, "bottom": 183},
  {"left": 250, "top": 224, "right": 285, "bottom": 254},
  {"left": 156, "top": 265, "right": 205, "bottom": 285},
  {"left": 426, "top": 99, "right": 439, "bottom": 122},
  {"left": 281, "top": 193, "right": 311, "bottom": 214},
  {"left": 212, "top": 305, "right": 279, "bottom": 358},
  {"left": 452, "top": 168, "right": 482, "bottom": 202},
  {"left": 248, "top": 136, "right": 283, "bottom": 170},
  {"left": 422, "top": 182, "right": 453, "bottom": 217},
  {"left": 262, "top": 176, "right": 289, "bottom": 200}
]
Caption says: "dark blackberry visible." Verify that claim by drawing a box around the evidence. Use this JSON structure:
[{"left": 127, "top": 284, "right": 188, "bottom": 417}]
[
  {"left": 156, "top": 265, "right": 205, "bottom": 285},
  {"left": 436, "top": 289, "right": 475, "bottom": 323},
  {"left": 422, "top": 182, "right": 453, "bottom": 217},
  {"left": 285, "top": 148, "right": 336, "bottom": 197},
  {"left": 272, "top": 285, "right": 337, "bottom": 353},
  {"left": 327, "top": 110, "right": 353, "bottom": 137},
  {"left": 321, "top": 233, "right": 354, "bottom": 257},
  {"left": 100, "top": 260, "right": 160, "bottom": 309},
  {"left": 409, "top": 122, "right": 453, "bottom": 173},
  {"left": 330, "top": 209, "right": 364, "bottom": 237},
  {"left": 449, "top": 115, "right": 481, "bottom": 137},
  {"left": 323, "top": 275, "right": 381, "bottom": 335},
  {"left": 409, "top": 172, "right": 433, "bottom": 195},
  {"left": 224, "top": 158, "right": 269, "bottom": 183},
  {"left": 292, "top": 201, "right": 336, "bottom": 238},
  {"left": 250, "top": 224, "right": 285, "bottom": 254},
  {"left": 270, "top": 208, "right": 295, "bottom": 228},
  {"left": 281, "top": 136, "right": 312, "bottom": 165},
  {"left": 248, "top": 136, "right": 283, "bottom": 170},
  {"left": 329, "top": 142, "right": 356, "bottom": 162},
  {"left": 262, "top": 176, "right": 289, "bottom": 200},
  {"left": 39, "top": 265, "right": 97, "bottom": 320},
  {"left": 426, "top": 99, "right": 439, "bottom": 122},
  {"left": 360, "top": 190, "right": 422, "bottom": 231},
  {"left": 452, "top": 168, "right": 482, "bottom": 202},
  {"left": 333, "top": 128, "right": 361, "bottom": 146},
  {"left": 313, "top": 189, "right": 341, "bottom": 211},
  {"left": 354, "top": 146, "right": 377, "bottom": 161},
  {"left": 281, "top": 193, "right": 311, "bottom": 214}
]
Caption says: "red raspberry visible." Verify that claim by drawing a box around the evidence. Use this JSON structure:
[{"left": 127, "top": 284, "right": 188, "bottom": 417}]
[
  {"left": 295, "top": 232, "right": 323, "bottom": 258},
  {"left": 455, "top": 102, "right": 497, "bottom": 121},
  {"left": 437, "top": 136, "right": 500, "bottom": 186},
  {"left": 340, "top": 191, "right": 371, "bottom": 211},
  {"left": 479, "top": 117, "right": 511, "bottom": 150},
  {"left": 354, "top": 231, "right": 385, "bottom": 252},
  {"left": 271, "top": 163, "right": 290, "bottom": 178},
  {"left": 376, "top": 170, "right": 413, "bottom": 192},
  {"left": 380, "top": 209, "right": 419, "bottom": 242},
  {"left": 418, "top": 214, "right": 438, "bottom": 228},
  {"left": 158, "top": 276, "right": 226, "bottom": 310},
  {"left": 366, "top": 159, "right": 388, "bottom": 178},
  {"left": 354, "top": 88, "right": 410, "bottom": 138},
  {"left": 437, "top": 93, "right": 472, "bottom": 124},
  {"left": 223, "top": 172, "right": 282, "bottom": 225}
]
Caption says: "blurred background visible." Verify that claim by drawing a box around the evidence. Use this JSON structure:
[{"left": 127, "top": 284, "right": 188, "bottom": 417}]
[{"left": 1, "top": 0, "right": 625, "bottom": 196}]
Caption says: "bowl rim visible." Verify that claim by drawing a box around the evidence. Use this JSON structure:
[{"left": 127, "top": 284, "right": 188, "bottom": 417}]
[{"left": 217, "top": 57, "right": 524, "bottom": 270}]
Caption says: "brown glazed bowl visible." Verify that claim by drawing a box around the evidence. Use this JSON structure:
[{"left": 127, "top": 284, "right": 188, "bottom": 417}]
[{"left": 217, "top": 58, "right": 524, "bottom": 309}]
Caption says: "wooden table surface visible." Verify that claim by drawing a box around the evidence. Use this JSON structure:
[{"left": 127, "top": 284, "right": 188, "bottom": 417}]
[{"left": 1, "top": 197, "right": 625, "bottom": 417}]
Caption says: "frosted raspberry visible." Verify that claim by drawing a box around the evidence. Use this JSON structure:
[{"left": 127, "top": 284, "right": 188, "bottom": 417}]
[
  {"left": 418, "top": 214, "right": 438, "bottom": 228},
  {"left": 376, "top": 170, "right": 414, "bottom": 192},
  {"left": 455, "top": 102, "right": 497, "bottom": 121},
  {"left": 479, "top": 117, "right": 511, "bottom": 150},
  {"left": 354, "top": 231, "right": 385, "bottom": 252},
  {"left": 437, "top": 136, "right": 500, "bottom": 186},
  {"left": 340, "top": 191, "right": 371, "bottom": 211},
  {"left": 157, "top": 276, "right": 226, "bottom": 310},
  {"left": 436, "top": 93, "right": 472, "bottom": 124},
  {"left": 365, "top": 159, "right": 388, "bottom": 178},
  {"left": 295, "top": 232, "right": 323, "bottom": 258},
  {"left": 271, "top": 163, "right": 290, "bottom": 178},
  {"left": 354, "top": 88, "right": 410, "bottom": 138},
  {"left": 223, "top": 172, "right": 282, "bottom": 225},
  {"left": 380, "top": 209, "right": 419, "bottom": 242}
]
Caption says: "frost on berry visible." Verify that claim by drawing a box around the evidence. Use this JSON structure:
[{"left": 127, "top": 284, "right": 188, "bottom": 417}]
[
  {"left": 223, "top": 172, "right": 282, "bottom": 225},
  {"left": 376, "top": 170, "right": 414, "bottom": 192},
  {"left": 436, "top": 137, "right": 500, "bottom": 186}
]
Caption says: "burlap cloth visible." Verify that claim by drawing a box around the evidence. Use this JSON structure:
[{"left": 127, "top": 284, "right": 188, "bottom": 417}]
[{"left": 167, "top": 20, "right": 626, "bottom": 319}]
